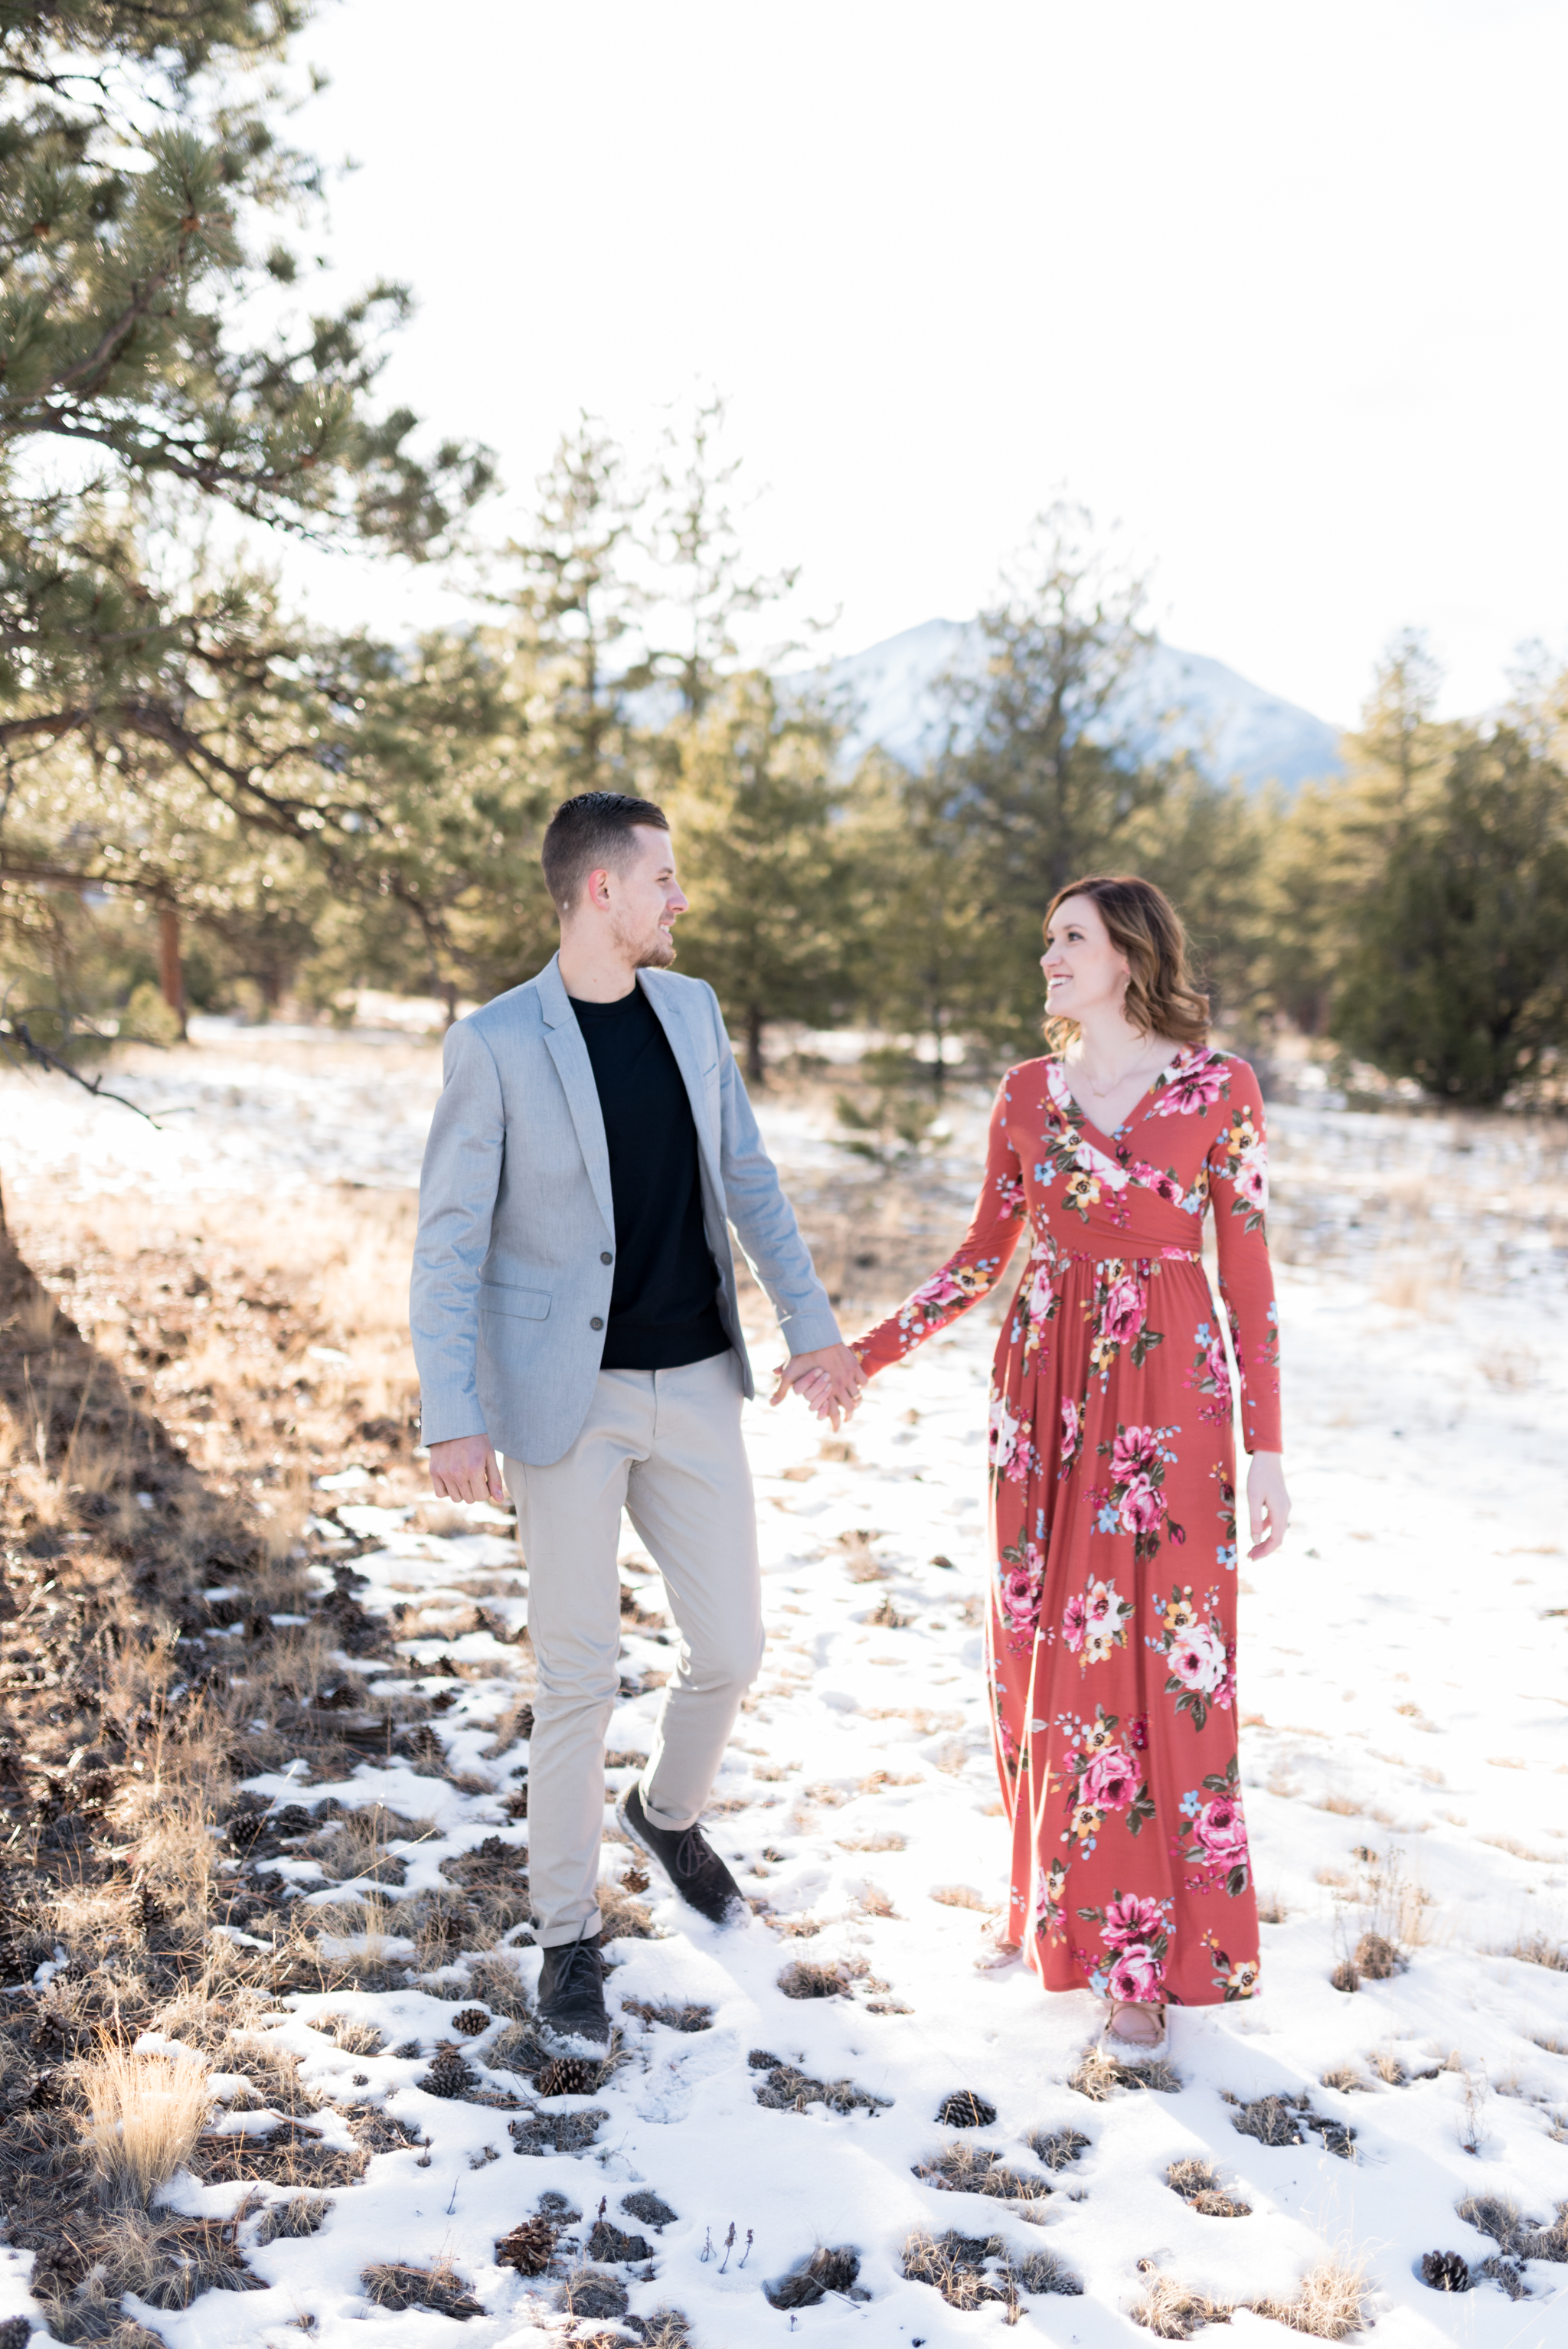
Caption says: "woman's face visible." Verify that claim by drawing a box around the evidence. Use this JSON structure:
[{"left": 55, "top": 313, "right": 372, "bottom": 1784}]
[{"left": 1041, "top": 894, "right": 1130, "bottom": 1022}]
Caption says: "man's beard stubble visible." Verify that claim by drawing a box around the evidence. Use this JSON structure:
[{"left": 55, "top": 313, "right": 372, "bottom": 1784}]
[{"left": 612, "top": 910, "right": 676, "bottom": 971}]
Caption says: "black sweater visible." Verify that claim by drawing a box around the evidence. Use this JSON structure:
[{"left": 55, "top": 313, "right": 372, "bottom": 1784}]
[{"left": 567, "top": 987, "right": 730, "bottom": 1371}]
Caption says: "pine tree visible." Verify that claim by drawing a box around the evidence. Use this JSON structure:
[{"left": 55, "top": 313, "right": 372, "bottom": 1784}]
[
  {"left": 0, "top": 4, "right": 492, "bottom": 1048},
  {"left": 1259, "top": 633, "right": 1454, "bottom": 1035},
  {"left": 670, "top": 672, "right": 857, "bottom": 1083},
  {"left": 507, "top": 418, "right": 646, "bottom": 797},
  {"left": 849, "top": 749, "right": 991, "bottom": 1093},
  {"left": 926, "top": 503, "right": 1165, "bottom": 1053},
  {"left": 1329, "top": 724, "right": 1568, "bottom": 1104},
  {"left": 645, "top": 392, "right": 799, "bottom": 720}
]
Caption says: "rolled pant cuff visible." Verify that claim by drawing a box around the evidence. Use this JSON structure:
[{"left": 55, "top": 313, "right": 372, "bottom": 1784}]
[
  {"left": 638, "top": 1781, "right": 701, "bottom": 1833},
  {"left": 533, "top": 1906, "right": 603, "bottom": 1949}
]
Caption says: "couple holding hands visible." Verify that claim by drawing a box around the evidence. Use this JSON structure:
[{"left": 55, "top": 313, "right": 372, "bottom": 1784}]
[{"left": 410, "top": 792, "right": 1287, "bottom": 2059}]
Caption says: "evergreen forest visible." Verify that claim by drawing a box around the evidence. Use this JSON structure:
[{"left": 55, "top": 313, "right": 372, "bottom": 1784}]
[{"left": 3, "top": 4, "right": 1566, "bottom": 1111}]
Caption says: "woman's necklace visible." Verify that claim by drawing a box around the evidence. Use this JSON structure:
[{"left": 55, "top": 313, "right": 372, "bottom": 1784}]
[{"left": 1082, "top": 1046, "right": 1162, "bottom": 1096}]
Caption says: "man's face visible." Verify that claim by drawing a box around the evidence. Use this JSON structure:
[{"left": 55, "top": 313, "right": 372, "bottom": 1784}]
[{"left": 603, "top": 825, "right": 689, "bottom": 968}]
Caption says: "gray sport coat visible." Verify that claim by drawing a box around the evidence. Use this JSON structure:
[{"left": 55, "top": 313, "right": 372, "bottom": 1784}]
[{"left": 409, "top": 954, "right": 841, "bottom": 1465}]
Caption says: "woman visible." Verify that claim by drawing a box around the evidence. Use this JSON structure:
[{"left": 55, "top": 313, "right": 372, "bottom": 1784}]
[{"left": 849, "top": 875, "right": 1288, "bottom": 2054}]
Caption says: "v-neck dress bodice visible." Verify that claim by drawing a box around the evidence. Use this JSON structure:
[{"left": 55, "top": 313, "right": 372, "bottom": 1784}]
[{"left": 850, "top": 1047, "right": 1280, "bottom": 2008}]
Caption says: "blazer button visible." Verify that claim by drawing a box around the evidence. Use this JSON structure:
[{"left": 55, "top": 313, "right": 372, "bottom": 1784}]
[
  {"left": 600, "top": 1250, "right": 612, "bottom": 1264},
  {"left": 590, "top": 1316, "right": 604, "bottom": 1330}
]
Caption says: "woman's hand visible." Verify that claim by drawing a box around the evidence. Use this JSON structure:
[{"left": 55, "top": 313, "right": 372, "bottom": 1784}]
[
  {"left": 770, "top": 1343, "right": 866, "bottom": 1430},
  {"left": 1246, "top": 1451, "right": 1290, "bottom": 1560}
]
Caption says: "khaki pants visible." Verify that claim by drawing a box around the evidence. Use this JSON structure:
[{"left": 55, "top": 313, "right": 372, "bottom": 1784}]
[{"left": 503, "top": 1349, "right": 763, "bottom": 1948}]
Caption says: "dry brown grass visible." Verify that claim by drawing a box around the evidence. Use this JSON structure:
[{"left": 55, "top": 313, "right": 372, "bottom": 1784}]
[
  {"left": 254, "top": 2194, "right": 333, "bottom": 2243},
  {"left": 930, "top": 1883, "right": 995, "bottom": 1911},
  {"left": 1069, "top": 2044, "right": 1183, "bottom": 2099},
  {"left": 1501, "top": 1930, "right": 1568, "bottom": 1971},
  {"left": 855, "top": 1883, "right": 899, "bottom": 1918},
  {"left": 1132, "top": 2252, "right": 1367, "bottom": 2341},
  {"left": 362, "top": 2257, "right": 483, "bottom": 2318},
  {"left": 0, "top": 1179, "right": 535, "bottom": 2318},
  {"left": 901, "top": 2230, "right": 1012, "bottom": 2313},
  {"left": 913, "top": 2138, "right": 1050, "bottom": 2212},
  {"left": 1479, "top": 1832, "right": 1552, "bottom": 1861},
  {"left": 1131, "top": 2264, "right": 1233, "bottom": 2337},
  {"left": 1250, "top": 2255, "right": 1368, "bottom": 2338},
  {"left": 78, "top": 2044, "right": 214, "bottom": 2206},
  {"left": 1167, "top": 2158, "right": 1252, "bottom": 2216}
]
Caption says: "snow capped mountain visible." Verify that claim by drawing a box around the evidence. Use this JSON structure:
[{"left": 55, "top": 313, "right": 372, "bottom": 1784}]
[{"left": 797, "top": 618, "right": 1344, "bottom": 792}]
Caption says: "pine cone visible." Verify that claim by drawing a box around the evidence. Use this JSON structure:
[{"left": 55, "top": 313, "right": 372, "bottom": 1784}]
[
  {"left": 536, "top": 2054, "right": 597, "bottom": 2097},
  {"left": 1419, "top": 2251, "right": 1471, "bottom": 2293},
  {"left": 936, "top": 2089, "right": 998, "bottom": 2128},
  {"left": 451, "top": 2007, "right": 491, "bottom": 2037},
  {"left": 420, "top": 2044, "right": 479, "bottom": 2099},
  {"left": 496, "top": 2217, "right": 556, "bottom": 2275}
]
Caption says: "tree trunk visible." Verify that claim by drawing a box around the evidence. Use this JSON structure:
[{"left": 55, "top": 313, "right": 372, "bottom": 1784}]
[
  {"left": 929, "top": 985, "right": 947, "bottom": 1099},
  {"left": 158, "top": 907, "right": 187, "bottom": 1038},
  {"left": 746, "top": 1005, "right": 765, "bottom": 1088}
]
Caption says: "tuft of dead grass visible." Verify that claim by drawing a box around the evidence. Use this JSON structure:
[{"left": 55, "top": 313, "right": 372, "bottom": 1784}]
[
  {"left": 1166, "top": 2158, "right": 1252, "bottom": 2217},
  {"left": 778, "top": 1958, "right": 851, "bottom": 2000},
  {"left": 1131, "top": 2262, "right": 1233, "bottom": 2337},
  {"left": 1457, "top": 2192, "right": 1568, "bottom": 2263},
  {"left": 914, "top": 2139, "right": 1050, "bottom": 2212},
  {"left": 253, "top": 2194, "right": 333, "bottom": 2243},
  {"left": 1501, "top": 1930, "right": 1568, "bottom": 1972},
  {"left": 1134, "top": 2252, "right": 1367, "bottom": 2341},
  {"left": 1249, "top": 2254, "right": 1368, "bottom": 2338},
  {"left": 901, "top": 2229, "right": 1013, "bottom": 2313},
  {"left": 855, "top": 1883, "right": 899, "bottom": 1919},
  {"left": 1070, "top": 2046, "right": 1182, "bottom": 2100},
  {"left": 78, "top": 2044, "right": 214, "bottom": 2207},
  {"left": 362, "top": 2258, "right": 483, "bottom": 2318}
]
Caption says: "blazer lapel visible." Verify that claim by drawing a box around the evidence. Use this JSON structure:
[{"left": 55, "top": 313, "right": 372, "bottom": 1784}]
[
  {"left": 640, "top": 971, "right": 720, "bottom": 1176},
  {"left": 536, "top": 955, "right": 615, "bottom": 1237}
]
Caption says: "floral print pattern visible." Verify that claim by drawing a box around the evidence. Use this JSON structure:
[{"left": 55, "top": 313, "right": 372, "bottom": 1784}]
[
  {"left": 1148, "top": 1583, "right": 1236, "bottom": 1732},
  {"left": 1177, "top": 1755, "right": 1250, "bottom": 1897},
  {"left": 852, "top": 1047, "right": 1279, "bottom": 2007}
]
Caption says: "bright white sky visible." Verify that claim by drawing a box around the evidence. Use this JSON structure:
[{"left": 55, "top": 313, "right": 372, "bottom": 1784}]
[{"left": 281, "top": 0, "right": 1567, "bottom": 728}]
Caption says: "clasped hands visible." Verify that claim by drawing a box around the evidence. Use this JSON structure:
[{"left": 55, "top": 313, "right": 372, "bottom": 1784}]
[
  {"left": 769, "top": 1341, "right": 866, "bottom": 1432},
  {"left": 428, "top": 1341, "right": 867, "bottom": 1503}
]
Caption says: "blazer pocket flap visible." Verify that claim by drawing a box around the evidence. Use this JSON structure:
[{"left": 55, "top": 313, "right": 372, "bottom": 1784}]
[{"left": 478, "top": 1281, "right": 551, "bottom": 1322}]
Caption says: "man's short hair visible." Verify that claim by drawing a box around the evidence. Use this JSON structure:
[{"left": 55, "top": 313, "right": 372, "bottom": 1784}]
[{"left": 541, "top": 791, "right": 670, "bottom": 916}]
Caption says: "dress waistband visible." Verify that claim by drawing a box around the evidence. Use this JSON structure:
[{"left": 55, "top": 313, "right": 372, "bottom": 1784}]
[{"left": 1036, "top": 1241, "right": 1201, "bottom": 1266}]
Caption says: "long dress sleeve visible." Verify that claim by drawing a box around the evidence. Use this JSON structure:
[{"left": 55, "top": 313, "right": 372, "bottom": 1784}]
[
  {"left": 851, "top": 1078, "right": 1028, "bottom": 1377},
  {"left": 1206, "top": 1059, "right": 1282, "bottom": 1453}
]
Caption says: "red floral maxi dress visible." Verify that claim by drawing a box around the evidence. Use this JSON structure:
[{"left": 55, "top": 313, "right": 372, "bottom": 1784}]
[{"left": 851, "top": 1048, "right": 1282, "bottom": 2009}]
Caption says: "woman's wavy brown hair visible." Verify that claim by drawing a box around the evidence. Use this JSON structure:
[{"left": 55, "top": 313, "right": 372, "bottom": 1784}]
[{"left": 1042, "top": 874, "right": 1210, "bottom": 1050}]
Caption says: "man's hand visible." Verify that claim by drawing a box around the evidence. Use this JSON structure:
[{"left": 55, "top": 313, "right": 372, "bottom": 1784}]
[
  {"left": 1246, "top": 1450, "right": 1290, "bottom": 1560},
  {"left": 428, "top": 1432, "right": 508, "bottom": 1508},
  {"left": 769, "top": 1343, "right": 866, "bottom": 1433}
]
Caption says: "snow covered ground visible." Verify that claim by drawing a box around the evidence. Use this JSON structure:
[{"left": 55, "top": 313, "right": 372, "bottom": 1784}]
[{"left": 2, "top": 1037, "right": 1566, "bottom": 2344}]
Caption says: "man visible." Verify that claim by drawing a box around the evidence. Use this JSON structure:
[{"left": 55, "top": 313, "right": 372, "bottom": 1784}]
[{"left": 409, "top": 789, "right": 863, "bottom": 2052}]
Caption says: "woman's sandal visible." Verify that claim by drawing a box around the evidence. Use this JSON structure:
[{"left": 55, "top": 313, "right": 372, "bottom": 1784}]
[{"left": 1098, "top": 1999, "right": 1168, "bottom": 2063}]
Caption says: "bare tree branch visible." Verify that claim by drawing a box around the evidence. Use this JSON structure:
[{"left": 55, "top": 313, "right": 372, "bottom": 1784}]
[{"left": 0, "top": 1018, "right": 165, "bottom": 1125}]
